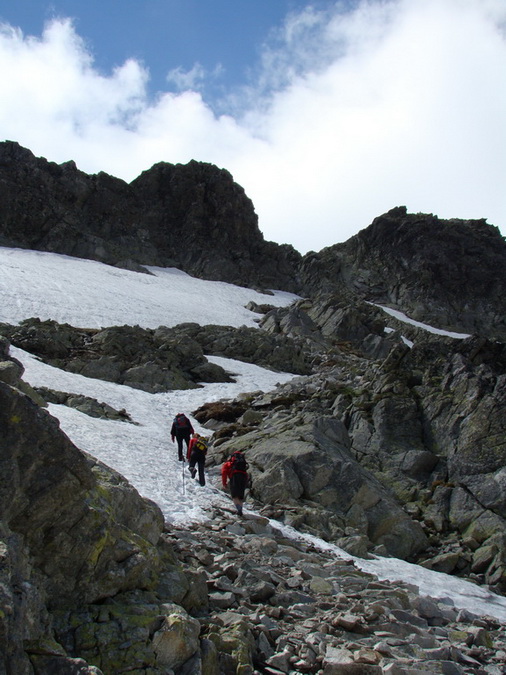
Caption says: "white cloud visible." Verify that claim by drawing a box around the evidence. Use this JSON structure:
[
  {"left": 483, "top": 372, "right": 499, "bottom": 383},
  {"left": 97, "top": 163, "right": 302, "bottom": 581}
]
[
  {"left": 0, "top": 0, "right": 505, "bottom": 254},
  {"left": 166, "top": 62, "right": 204, "bottom": 91}
]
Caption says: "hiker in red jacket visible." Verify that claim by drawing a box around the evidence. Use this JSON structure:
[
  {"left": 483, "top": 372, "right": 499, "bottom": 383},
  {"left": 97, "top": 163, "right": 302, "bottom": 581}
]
[
  {"left": 170, "top": 413, "right": 194, "bottom": 461},
  {"left": 222, "top": 450, "right": 249, "bottom": 516},
  {"left": 187, "top": 433, "right": 208, "bottom": 486}
]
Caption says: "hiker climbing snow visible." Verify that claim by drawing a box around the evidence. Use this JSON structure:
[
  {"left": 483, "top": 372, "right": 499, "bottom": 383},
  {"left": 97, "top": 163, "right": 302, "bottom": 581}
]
[
  {"left": 171, "top": 412, "right": 194, "bottom": 461},
  {"left": 187, "top": 433, "right": 209, "bottom": 486},
  {"left": 222, "top": 450, "right": 250, "bottom": 516}
]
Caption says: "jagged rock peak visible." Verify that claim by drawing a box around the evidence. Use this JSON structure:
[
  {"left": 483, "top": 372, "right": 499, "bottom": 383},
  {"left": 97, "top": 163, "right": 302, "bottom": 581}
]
[
  {"left": 299, "top": 206, "right": 506, "bottom": 339},
  {"left": 0, "top": 140, "right": 301, "bottom": 291}
]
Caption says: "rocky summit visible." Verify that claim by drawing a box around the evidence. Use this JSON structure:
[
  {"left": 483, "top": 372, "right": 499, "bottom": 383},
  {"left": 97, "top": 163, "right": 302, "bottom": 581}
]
[
  {"left": 1, "top": 142, "right": 506, "bottom": 674},
  {"left": 0, "top": 141, "right": 300, "bottom": 291}
]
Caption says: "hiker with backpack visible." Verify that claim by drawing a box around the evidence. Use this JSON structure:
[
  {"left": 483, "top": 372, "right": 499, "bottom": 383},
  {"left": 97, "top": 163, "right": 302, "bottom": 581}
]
[
  {"left": 187, "top": 433, "right": 208, "bottom": 486},
  {"left": 221, "top": 450, "right": 249, "bottom": 516},
  {"left": 170, "top": 413, "right": 194, "bottom": 461}
]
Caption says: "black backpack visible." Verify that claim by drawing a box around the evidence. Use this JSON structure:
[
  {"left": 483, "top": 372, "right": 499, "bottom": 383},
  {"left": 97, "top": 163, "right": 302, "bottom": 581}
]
[{"left": 231, "top": 451, "right": 248, "bottom": 473}]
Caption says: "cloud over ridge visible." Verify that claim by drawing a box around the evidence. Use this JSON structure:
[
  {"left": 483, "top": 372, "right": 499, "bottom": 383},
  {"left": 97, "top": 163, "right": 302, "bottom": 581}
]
[{"left": 0, "top": 0, "right": 505, "bottom": 253}]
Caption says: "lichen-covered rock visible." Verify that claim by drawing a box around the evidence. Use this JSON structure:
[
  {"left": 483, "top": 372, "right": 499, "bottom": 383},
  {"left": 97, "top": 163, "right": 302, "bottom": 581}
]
[
  {"left": 152, "top": 604, "right": 200, "bottom": 669},
  {"left": 0, "top": 319, "right": 231, "bottom": 393},
  {"left": 204, "top": 329, "right": 506, "bottom": 586},
  {"left": 0, "top": 317, "right": 309, "bottom": 394},
  {"left": 210, "top": 415, "right": 428, "bottom": 559},
  {"left": 0, "top": 380, "right": 189, "bottom": 673}
]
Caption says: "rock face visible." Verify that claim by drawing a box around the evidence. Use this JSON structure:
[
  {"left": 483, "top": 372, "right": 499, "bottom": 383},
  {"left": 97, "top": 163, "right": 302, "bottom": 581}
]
[
  {"left": 299, "top": 206, "right": 506, "bottom": 340},
  {"left": 0, "top": 351, "right": 192, "bottom": 673},
  {"left": 0, "top": 141, "right": 301, "bottom": 290},
  {"left": 202, "top": 324, "right": 506, "bottom": 593}
]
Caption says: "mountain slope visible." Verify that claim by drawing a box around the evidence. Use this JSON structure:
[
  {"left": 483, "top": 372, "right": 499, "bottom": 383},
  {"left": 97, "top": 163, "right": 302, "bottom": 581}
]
[
  {"left": 1, "top": 142, "right": 506, "bottom": 673},
  {"left": 1, "top": 247, "right": 506, "bottom": 674}
]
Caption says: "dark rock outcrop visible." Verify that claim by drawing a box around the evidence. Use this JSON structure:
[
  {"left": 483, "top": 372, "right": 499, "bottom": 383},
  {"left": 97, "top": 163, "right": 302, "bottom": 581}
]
[
  {"left": 0, "top": 317, "right": 310, "bottom": 394},
  {"left": 0, "top": 318, "right": 227, "bottom": 393},
  {"left": 35, "top": 386, "right": 138, "bottom": 422},
  {"left": 1, "top": 142, "right": 505, "bottom": 340},
  {"left": 299, "top": 206, "right": 506, "bottom": 340},
  {"left": 0, "top": 370, "right": 198, "bottom": 675},
  {"left": 0, "top": 141, "right": 301, "bottom": 291}
]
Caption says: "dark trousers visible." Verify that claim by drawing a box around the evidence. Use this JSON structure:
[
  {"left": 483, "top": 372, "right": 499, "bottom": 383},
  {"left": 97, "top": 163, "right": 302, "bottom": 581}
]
[
  {"left": 230, "top": 472, "right": 248, "bottom": 499},
  {"left": 189, "top": 449, "right": 206, "bottom": 486},
  {"left": 175, "top": 429, "right": 191, "bottom": 460}
]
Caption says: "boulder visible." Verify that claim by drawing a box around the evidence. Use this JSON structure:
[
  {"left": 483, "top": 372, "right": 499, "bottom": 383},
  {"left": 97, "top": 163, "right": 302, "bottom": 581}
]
[
  {"left": 152, "top": 604, "right": 201, "bottom": 669},
  {"left": 0, "top": 380, "right": 193, "bottom": 672}
]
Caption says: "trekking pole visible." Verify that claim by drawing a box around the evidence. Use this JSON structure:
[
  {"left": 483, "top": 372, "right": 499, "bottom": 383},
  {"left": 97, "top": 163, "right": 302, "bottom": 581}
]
[{"left": 182, "top": 457, "right": 186, "bottom": 495}]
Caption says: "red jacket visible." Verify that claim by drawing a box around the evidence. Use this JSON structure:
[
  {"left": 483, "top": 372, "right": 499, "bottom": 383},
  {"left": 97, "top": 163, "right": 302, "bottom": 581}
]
[
  {"left": 187, "top": 436, "right": 197, "bottom": 461},
  {"left": 221, "top": 459, "right": 233, "bottom": 487}
]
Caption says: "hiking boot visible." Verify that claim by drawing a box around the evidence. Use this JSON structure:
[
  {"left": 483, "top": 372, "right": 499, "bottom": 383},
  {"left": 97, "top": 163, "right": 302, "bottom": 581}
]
[{"left": 190, "top": 468, "right": 197, "bottom": 479}]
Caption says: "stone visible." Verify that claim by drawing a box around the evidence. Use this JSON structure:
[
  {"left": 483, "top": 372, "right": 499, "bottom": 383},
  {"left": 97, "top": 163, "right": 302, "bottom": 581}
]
[
  {"left": 209, "top": 591, "right": 237, "bottom": 609},
  {"left": 152, "top": 604, "right": 200, "bottom": 669},
  {"left": 309, "top": 577, "right": 334, "bottom": 595},
  {"left": 240, "top": 409, "right": 265, "bottom": 425},
  {"left": 256, "top": 631, "right": 275, "bottom": 660},
  {"left": 265, "top": 649, "right": 292, "bottom": 673},
  {"left": 471, "top": 544, "right": 499, "bottom": 573},
  {"left": 419, "top": 552, "right": 461, "bottom": 574},
  {"left": 411, "top": 597, "right": 445, "bottom": 622},
  {"left": 0, "top": 359, "right": 23, "bottom": 385}
]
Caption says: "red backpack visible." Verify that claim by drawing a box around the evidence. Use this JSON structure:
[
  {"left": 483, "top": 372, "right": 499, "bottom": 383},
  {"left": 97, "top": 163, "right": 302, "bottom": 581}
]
[{"left": 174, "top": 413, "right": 190, "bottom": 429}]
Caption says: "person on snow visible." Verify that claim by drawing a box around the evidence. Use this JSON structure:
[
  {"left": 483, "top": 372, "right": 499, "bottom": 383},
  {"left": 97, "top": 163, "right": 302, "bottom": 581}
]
[
  {"left": 171, "top": 413, "right": 194, "bottom": 461},
  {"left": 222, "top": 450, "right": 249, "bottom": 516},
  {"left": 187, "top": 433, "right": 208, "bottom": 486}
]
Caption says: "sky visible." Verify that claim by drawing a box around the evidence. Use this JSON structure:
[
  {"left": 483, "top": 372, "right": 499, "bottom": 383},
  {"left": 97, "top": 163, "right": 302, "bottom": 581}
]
[
  {"left": 3, "top": 245, "right": 506, "bottom": 622},
  {"left": 0, "top": 0, "right": 505, "bottom": 254}
]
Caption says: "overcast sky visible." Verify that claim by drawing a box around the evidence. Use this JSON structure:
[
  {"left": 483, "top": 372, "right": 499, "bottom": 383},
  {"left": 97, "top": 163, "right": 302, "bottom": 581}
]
[{"left": 0, "top": 0, "right": 505, "bottom": 254}]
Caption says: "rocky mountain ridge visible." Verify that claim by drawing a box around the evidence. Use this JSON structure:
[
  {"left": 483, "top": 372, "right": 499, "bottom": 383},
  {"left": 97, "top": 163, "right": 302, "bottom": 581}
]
[
  {"left": 0, "top": 141, "right": 300, "bottom": 292},
  {"left": 1, "top": 142, "right": 505, "bottom": 339},
  {"left": 1, "top": 141, "right": 506, "bottom": 673},
  {"left": 299, "top": 207, "right": 506, "bottom": 340}
]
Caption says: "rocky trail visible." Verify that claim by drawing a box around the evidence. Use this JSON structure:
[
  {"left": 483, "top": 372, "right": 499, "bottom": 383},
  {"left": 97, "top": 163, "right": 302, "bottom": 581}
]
[{"left": 161, "top": 504, "right": 506, "bottom": 675}]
